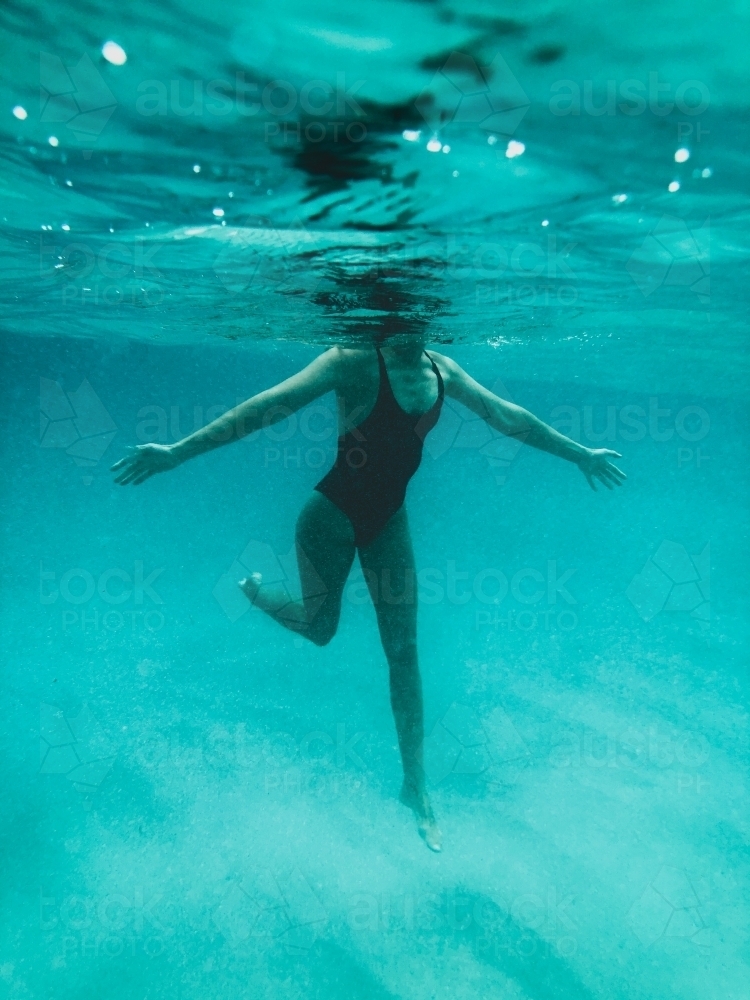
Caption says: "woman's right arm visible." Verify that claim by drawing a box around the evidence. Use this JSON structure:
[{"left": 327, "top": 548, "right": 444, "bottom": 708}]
[
  {"left": 112, "top": 348, "right": 342, "bottom": 485},
  {"left": 436, "top": 353, "right": 626, "bottom": 492}
]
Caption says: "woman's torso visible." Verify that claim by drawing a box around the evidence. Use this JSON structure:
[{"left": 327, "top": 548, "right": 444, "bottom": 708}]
[
  {"left": 331, "top": 347, "right": 443, "bottom": 436},
  {"left": 313, "top": 345, "right": 445, "bottom": 546}
]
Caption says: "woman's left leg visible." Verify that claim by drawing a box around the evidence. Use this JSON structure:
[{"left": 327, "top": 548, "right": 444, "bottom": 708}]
[
  {"left": 358, "top": 505, "right": 441, "bottom": 851},
  {"left": 239, "top": 491, "right": 356, "bottom": 646}
]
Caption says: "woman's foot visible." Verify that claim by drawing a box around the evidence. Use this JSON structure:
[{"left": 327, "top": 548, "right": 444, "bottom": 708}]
[
  {"left": 238, "top": 573, "right": 263, "bottom": 606},
  {"left": 400, "top": 780, "right": 442, "bottom": 852}
]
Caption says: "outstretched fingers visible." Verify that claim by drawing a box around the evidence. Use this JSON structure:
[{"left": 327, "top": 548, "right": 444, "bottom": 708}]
[
  {"left": 111, "top": 454, "right": 137, "bottom": 482},
  {"left": 115, "top": 471, "right": 141, "bottom": 486},
  {"left": 113, "top": 470, "right": 136, "bottom": 485},
  {"left": 601, "top": 466, "right": 620, "bottom": 483},
  {"left": 113, "top": 457, "right": 149, "bottom": 485},
  {"left": 113, "top": 463, "right": 138, "bottom": 484},
  {"left": 582, "top": 449, "right": 626, "bottom": 492},
  {"left": 110, "top": 446, "right": 139, "bottom": 473},
  {"left": 605, "top": 461, "right": 627, "bottom": 481}
]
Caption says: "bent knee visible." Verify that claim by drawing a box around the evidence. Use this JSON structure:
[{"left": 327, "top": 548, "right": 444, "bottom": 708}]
[{"left": 308, "top": 622, "right": 337, "bottom": 647}]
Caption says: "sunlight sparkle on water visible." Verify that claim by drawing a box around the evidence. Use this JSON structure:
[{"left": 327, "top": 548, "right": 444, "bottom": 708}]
[
  {"left": 668, "top": 180, "right": 680, "bottom": 192},
  {"left": 426, "top": 137, "right": 442, "bottom": 152},
  {"left": 102, "top": 41, "right": 127, "bottom": 65},
  {"left": 675, "top": 148, "right": 690, "bottom": 163},
  {"left": 505, "top": 140, "right": 525, "bottom": 158},
  {"left": 12, "top": 105, "right": 27, "bottom": 120}
]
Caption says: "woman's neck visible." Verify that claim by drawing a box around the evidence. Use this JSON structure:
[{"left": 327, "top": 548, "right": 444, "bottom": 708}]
[{"left": 380, "top": 340, "right": 426, "bottom": 367}]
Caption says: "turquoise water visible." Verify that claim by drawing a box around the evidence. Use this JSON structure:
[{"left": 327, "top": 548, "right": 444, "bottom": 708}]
[{"left": 1, "top": 1, "right": 749, "bottom": 997}]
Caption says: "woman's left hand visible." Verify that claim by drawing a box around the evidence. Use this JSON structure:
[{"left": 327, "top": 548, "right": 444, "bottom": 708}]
[
  {"left": 111, "top": 443, "right": 180, "bottom": 485},
  {"left": 577, "top": 448, "right": 627, "bottom": 491}
]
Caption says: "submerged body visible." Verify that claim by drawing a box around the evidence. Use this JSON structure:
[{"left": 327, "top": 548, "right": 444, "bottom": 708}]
[
  {"left": 112, "top": 339, "right": 626, "bottom": 850},
  {"left": 315, "top": 346, "right": 444, "bottom": 547}
]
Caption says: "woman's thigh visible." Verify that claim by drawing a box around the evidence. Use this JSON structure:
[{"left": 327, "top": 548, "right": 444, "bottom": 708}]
[
  {"left": 296, "top": 491, "right": 357, "bottom": 625},
  {"left": 358, "top": 505, "right": 417, "bottom": 656}
]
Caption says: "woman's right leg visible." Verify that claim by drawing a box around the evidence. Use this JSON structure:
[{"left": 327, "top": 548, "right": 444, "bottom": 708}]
[
  {"left": 239, "top": 491, "right": 356, "bottom": 646},
  {"left": 358, "top": 505, "right": 442, "bottom": 851}
]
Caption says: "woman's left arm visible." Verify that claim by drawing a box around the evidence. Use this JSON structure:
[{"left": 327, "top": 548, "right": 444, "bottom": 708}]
[
  {"left": 112, "top": 348, "right": 343, "bottom": 486},
  {"left": 436, "top": 354, "right": 627, "bottom": 491}
]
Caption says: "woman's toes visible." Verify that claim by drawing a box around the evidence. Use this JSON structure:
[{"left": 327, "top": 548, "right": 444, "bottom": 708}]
[
  {"left": 400, "top": 783, "right": 442, "bottom": 851},
  {"left": 419, "top": 818, "right": 443, "bottom": 853},
  {"left": 239, "top": 573, "right": 262, "bottom": 604}
]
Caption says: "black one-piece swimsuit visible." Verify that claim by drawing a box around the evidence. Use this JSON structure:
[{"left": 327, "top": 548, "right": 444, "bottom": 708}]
[{"left": 314, "top": 346, "right": 445, "bottom": 548}]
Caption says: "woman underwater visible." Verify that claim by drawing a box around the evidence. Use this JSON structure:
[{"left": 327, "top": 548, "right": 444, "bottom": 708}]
[{"left": 112, "top": 336, "right": 626, "bottom": 851}]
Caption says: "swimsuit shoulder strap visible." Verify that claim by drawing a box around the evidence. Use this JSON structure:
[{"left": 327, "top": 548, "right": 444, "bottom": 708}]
[
  {"left": 374, "top": 344, "right": 393, "bottom": 401},
  {"left": 424, "top": 350, "right": 444, "bottom": 401}
]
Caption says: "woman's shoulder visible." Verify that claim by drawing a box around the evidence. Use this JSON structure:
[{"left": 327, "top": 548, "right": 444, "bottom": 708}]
[
  {"left": 314, "top": 345, "right": 373, "bottom": 365},
  {"left": 424, "top": 350, "right": 461, "bottom": 381},
  {"left": 317, "top": 345, "right": 378, "bottom": 389},
  {"left": 424, "top": 348, "right": 453, "bottom": 363}
]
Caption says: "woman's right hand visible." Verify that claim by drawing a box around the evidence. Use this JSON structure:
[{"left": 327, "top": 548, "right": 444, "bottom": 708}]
[
  {"left": 576, "top": 447, "right": 627, "bottom": 491},
  {"left": 111, "top": 443, "right": 181, "bottom": 486}
]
